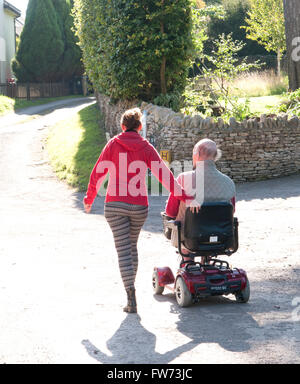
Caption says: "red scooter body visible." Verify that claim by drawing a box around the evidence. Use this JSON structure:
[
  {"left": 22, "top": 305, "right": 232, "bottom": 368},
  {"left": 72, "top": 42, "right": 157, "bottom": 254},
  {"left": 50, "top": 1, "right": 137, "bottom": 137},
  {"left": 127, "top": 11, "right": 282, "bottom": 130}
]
[{"left": 154, "top": 264, "right": 248, "bottom": 303}]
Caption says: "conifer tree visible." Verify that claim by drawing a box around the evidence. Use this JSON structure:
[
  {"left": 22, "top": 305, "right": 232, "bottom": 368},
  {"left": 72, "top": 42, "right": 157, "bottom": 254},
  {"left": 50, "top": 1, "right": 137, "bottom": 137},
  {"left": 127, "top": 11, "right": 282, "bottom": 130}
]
[
  {"left": 12, "top": 0, "right": 64, "bottom": 82},
  {"left": 51, "top": 0, "right": 83, "bottom": 81}
]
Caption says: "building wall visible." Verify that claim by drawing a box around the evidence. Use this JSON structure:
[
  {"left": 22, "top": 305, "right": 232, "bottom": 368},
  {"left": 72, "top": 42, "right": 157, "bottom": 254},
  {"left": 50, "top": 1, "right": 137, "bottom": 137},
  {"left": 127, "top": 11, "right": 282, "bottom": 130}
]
[
  {"left": 3, "top": 6, "right": 16, "bottom": 80},
  {"left": 0, "top": 0, "right": 6, "bottom": 83},
  {"left": 96, "top": 92, "right": 300, "bottom": 183}
]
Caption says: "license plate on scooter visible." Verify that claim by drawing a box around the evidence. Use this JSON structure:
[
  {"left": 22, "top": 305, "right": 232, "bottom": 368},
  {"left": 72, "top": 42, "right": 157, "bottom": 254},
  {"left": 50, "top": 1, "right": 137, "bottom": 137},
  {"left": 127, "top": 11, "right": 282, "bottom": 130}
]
[{"left": 211, "top": 286, "right": 227, "bottom": 291}]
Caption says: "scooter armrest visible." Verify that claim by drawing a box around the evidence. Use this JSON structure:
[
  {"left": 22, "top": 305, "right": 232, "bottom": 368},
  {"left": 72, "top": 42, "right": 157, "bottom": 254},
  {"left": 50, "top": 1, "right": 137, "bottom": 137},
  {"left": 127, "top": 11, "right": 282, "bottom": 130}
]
[
  {"left": 161, "top": 211, "right": 174, "bottom": 221},
  {"left": 166, "top": 220, "right": 181, "bottom": 230}
]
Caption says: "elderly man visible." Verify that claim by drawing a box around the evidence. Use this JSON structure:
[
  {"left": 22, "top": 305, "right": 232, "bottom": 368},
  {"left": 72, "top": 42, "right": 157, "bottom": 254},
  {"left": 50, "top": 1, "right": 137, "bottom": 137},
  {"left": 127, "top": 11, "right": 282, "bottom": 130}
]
[{"left": 165, "top": 138, "right": 236, "bottom": 259}]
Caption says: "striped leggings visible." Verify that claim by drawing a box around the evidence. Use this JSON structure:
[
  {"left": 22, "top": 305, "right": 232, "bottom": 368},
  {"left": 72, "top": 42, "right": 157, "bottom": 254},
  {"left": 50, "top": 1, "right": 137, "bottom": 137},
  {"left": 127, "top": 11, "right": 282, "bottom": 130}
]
[{"left": 104, "top": 202, "right": 148, "bottom": 290}]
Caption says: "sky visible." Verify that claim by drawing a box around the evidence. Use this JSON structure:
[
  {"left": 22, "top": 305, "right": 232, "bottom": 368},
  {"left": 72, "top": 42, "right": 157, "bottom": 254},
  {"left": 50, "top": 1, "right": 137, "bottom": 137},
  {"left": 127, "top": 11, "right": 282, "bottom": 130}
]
[{"left": 11, "top": 0, "right": 29, "bottom": 19}]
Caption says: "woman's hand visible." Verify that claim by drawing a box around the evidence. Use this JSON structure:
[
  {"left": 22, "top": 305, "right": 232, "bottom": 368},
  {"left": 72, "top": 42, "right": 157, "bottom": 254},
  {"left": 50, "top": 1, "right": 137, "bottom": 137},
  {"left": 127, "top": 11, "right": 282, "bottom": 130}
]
[
  {"left": 84, "top": 202, "right": 92, "bottom": 214},
  {"left": 188, "top": 199, "right": 201, "bottom": 214}
]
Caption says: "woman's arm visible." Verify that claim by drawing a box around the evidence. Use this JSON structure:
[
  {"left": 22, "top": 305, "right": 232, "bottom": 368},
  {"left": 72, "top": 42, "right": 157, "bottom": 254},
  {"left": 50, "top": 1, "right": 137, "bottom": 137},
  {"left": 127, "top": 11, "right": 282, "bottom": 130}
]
[
  {"left": 145, "top": 145, "right": 193, "bottom": 203},
  {"left": 83, "top": 141, "right": 112, "bottom": 206},
  {"left": 165, "top": 175, "right": 183, "bottom": 218}
]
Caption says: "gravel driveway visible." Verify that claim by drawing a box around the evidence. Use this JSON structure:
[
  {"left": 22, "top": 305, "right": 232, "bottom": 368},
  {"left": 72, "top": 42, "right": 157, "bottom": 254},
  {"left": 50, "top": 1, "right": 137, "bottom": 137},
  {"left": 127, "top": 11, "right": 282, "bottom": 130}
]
[{"left": 0, "top": 98, "right": 299, "bottom": 364}]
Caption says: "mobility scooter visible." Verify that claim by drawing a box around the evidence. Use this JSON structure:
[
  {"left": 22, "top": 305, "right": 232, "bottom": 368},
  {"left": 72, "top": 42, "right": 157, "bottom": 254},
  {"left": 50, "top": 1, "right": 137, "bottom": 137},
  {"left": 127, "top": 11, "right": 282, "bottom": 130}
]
[{"left": 152, "top": 202, "right": 250, "bottom": 307}]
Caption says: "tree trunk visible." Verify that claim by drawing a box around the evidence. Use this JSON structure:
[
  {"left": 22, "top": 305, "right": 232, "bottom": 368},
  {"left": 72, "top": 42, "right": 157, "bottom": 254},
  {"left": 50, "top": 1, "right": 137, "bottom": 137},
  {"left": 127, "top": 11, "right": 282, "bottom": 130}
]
[
  {"left": 160, "top": 0, "right": 167, "bottom": 95},
  {"left": 283, "top": 0, "right": 300, "bottom": 90},
  {"left": 160, "top": 55, "right": 167, "bottom": 95},
  {"left": 277, "top": 48, "right": 281, "bottom": 77}
]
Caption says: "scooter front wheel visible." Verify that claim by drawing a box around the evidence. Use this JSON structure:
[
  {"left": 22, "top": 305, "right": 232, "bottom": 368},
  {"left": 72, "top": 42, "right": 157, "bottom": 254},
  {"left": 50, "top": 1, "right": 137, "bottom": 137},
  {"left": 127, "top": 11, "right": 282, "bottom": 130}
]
[{"left": 152, "top": 270, "right": 164, "bottom": 295}]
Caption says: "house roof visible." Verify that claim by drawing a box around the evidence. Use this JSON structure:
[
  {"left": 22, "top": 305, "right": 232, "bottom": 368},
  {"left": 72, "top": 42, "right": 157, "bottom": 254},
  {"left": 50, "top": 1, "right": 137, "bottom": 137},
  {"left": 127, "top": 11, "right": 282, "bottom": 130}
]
[{"left": 3, "top": 1, "right": 21, "bottom": 18}]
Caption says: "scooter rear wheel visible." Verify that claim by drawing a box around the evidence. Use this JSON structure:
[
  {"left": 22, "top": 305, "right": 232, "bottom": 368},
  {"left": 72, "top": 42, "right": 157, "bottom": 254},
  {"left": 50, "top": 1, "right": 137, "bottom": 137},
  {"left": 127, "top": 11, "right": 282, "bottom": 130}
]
[
  {"left": 175, "top": 277, "right": 193, "bottom": 307},
  {"left": 152, "top": 270, "right": 164, "bottom": 295},
  {"left": 235, "top": 279, "right": 250, "bottom": 303}
]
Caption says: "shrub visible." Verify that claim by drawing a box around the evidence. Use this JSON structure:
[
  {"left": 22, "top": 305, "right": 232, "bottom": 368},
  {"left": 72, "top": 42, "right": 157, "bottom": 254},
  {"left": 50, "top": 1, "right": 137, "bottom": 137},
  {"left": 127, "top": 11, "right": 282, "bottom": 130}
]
[
  {"left": 73, "top": 0, "right": 194, "bottom": 101},
  {"left": 277, "top": 89, "right": 300, "bottom": 116},
  {"left": 153, "top": 92, "right": 183, "bottom": 112}
]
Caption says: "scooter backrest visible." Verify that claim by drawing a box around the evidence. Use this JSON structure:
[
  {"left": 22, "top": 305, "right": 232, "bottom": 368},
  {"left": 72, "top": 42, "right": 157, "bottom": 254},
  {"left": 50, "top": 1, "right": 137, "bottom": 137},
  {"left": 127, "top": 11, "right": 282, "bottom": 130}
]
[{"left": 183, "top": 202, "right": 235, "bottom": 253}]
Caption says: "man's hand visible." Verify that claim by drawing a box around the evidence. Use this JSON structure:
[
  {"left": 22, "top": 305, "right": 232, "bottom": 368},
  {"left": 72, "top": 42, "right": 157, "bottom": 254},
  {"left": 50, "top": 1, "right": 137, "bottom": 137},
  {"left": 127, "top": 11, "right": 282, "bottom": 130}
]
[
  {"left": 84, "top": 202, "right": 92, "bottom": 214},
  {"left": 188, "top": 199, "right": 201, "bottom": 214}
]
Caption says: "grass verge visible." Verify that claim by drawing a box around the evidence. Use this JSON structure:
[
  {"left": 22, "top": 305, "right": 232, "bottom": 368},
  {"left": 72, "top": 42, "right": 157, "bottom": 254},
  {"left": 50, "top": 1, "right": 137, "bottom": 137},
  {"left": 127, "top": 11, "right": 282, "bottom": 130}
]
[
  {"left": 0, "top": 95, "right": 85, "bottom": 116},
  {"left": 246, "top": 95, "right": 286, "bottom": 115},
  {"left": 47, "top": 103, "right": 106, "bottom": 191},
  {"left": 229, "top": 70, "right": 288, "bottom": 98}
]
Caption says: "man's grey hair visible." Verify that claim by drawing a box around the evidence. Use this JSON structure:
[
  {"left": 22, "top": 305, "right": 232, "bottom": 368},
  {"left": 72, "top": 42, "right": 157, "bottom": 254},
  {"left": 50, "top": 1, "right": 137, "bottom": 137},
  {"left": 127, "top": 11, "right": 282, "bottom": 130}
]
[{"left": 193, "top": 138, "right": 222, "bottom": 161}]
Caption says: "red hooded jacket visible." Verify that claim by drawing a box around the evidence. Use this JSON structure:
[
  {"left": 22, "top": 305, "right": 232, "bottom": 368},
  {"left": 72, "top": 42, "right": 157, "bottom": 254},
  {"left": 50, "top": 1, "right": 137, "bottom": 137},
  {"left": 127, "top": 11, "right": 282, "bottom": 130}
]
[{"left": 84, "top": 131, "right": 192, "bottom": 206}]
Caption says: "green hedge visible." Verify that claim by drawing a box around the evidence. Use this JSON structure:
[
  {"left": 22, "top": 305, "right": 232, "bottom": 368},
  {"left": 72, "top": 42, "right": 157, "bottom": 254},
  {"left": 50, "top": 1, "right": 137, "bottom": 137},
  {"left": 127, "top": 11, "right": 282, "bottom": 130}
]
[{"left": 73, "top": 0, "right": 193, "bottom": 101}]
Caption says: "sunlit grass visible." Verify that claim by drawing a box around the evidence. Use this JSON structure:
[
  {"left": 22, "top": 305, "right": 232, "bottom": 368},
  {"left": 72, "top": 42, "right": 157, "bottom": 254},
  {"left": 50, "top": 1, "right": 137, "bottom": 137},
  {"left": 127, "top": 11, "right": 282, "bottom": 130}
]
[
  {"left": 0, "top": 95, "right": 15, "bottom": 115},
  {"left": 242, "top": 95, "right": 286, "bottom": 115},
  {"left": 229, "top": 70, "right": 288, "bottom": 98},
  {"left": 47, "top": 104, "right": 106, "bottom": 191}
]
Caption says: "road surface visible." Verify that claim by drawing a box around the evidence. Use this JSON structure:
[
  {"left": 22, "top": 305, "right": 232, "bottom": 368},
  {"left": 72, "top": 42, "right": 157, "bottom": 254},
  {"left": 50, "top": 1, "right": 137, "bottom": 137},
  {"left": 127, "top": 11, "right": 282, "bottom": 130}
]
[{"left": 0, "top": 97, "right": 300, "bottom": 364}]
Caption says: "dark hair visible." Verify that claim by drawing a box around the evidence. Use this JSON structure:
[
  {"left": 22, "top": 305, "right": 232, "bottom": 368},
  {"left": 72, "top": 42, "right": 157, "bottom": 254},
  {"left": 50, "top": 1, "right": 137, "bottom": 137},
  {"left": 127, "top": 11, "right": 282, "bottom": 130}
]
[{"left": 121, "top": 108, "right": 142, "bottom": 132}]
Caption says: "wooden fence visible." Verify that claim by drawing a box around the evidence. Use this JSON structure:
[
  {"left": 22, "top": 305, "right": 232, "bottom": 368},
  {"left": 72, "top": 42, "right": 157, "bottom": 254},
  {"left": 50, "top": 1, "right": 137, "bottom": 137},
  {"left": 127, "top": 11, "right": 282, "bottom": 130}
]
[{"left": 0, "top": 80, "right": 82, "bottom": 100}]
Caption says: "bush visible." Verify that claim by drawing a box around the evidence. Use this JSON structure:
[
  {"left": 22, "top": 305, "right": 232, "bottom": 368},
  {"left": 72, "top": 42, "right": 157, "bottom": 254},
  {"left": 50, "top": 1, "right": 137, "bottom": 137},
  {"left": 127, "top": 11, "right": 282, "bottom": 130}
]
[
  {"left": 277, "top": 90, "right": 300, "bottom": 116},
  {"left": 73, "top": 0, "right": 194, "bottom": 101},
  {"left": 153, "top": 92, "right": 183, "bottom": 112}
]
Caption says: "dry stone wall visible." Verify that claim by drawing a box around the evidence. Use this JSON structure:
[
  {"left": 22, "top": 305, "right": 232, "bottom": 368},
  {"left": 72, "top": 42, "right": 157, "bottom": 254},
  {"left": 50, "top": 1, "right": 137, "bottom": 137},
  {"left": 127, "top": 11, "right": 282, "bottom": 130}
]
[{"left": 96, "top": 92, "right": 300, "bottom": 182}]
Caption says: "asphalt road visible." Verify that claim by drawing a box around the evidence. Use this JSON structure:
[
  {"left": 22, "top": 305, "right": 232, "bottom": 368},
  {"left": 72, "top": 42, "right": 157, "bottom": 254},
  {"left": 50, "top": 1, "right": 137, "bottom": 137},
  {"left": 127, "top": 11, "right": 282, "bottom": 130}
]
[{"left": 0, "top": 97, "right": 300, "bottom": 364}]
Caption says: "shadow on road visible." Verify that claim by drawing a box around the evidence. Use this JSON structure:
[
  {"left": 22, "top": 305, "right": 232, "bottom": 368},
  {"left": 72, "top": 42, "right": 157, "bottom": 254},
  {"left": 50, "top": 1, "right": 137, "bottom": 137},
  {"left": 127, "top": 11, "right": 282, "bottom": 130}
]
[
  {"left": 236, "top": 173, "right": 300, "bottom": 202},
  {"left": 12, "top": 97, "right": 94, "bottom": 117},
  {"left": 156, "top": 294, "right": 256, "bottom": 353},
  {"left": 81, "top": 277, "right": 299, "bottom": 364},
  {"left": 81, "top": 294, "right": 264, "bottom": 364},
  {"left": 81, "top": 298, "right": 255, "bottom": 364},
  {"left": 82, "top": 314, "right": 196, "bottom": 364}
]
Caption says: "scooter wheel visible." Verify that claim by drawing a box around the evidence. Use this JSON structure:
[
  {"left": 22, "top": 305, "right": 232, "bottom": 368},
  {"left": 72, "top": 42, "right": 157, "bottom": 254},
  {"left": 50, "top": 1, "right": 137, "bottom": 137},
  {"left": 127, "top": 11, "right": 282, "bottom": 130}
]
[
  {"left": 175, "top": 277, "right": 193, "bottom": 307},
  {"left": 235, "top": 279, "right": 250, "bottom": 303},
  {"left": 152, "top": 270, "right": 164, "bottom": 295}
]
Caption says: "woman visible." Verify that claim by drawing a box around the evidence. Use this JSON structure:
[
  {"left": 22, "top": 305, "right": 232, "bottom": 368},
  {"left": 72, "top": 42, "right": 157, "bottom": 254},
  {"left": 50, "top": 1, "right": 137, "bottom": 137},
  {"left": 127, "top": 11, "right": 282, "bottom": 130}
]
[{"left": 83, "top": 108, "right": 194, "bottom": 313}]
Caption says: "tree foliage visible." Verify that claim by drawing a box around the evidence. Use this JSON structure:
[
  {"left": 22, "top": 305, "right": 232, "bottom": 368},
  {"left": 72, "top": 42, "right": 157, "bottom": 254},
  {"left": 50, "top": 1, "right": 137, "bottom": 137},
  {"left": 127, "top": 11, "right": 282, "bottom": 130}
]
[
  {"left": 243, "top": 0, "right": 286, "bottom": 74},
  {"left": 73, "top": 0, "right": 194, "bottom": 101},
  {"left": 204, "top": 0, "right": 270, "bottom": 59},
  {"left": 204, "top": 33, "right": 261, "bottom": 102}
]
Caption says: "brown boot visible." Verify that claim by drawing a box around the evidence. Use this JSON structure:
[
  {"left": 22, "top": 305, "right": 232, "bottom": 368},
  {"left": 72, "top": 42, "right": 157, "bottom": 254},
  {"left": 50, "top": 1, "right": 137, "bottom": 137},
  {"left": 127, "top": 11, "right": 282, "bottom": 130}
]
[{"left": 123, "top": 287, "right": 137, "bottom": 313}]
